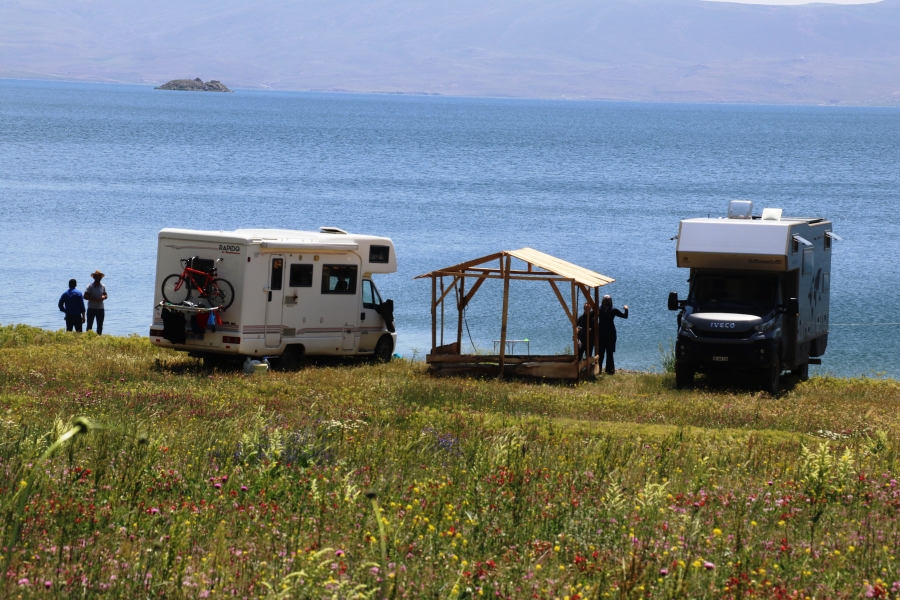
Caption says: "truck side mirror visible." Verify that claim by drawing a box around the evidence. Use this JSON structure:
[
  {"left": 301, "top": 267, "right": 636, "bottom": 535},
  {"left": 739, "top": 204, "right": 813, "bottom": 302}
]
[
  {"left": 787, "top": 298, "right": 800, "bottom": 317},
  {"left": 667, "top": 292, "right": 680, "bottom": 311}
]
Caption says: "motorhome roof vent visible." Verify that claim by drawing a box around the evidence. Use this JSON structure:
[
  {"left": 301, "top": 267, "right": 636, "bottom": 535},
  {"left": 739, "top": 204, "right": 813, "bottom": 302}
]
[
  {"left": 727, "top": 200, "right": 753, "bottom": 220},
  {"left": 319, "top": 227, "right": 348, "bottom": 235},
  {"left": 761, "top": 208, "right": 782, "bottom": 221}
]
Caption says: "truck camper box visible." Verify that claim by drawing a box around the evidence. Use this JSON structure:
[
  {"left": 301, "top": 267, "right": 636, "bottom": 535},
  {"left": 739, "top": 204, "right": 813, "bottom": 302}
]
[
  {"left": 669, "top": 201, "right": 838, "bottom": 394},
  {"left": 149, "top": 228, "right": 397, "bottom": 365}
]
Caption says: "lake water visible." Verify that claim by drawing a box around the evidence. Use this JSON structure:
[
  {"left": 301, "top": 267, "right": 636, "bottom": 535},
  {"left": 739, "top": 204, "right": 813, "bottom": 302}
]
[{"left": 1, "top": 79, "right": 899, "bottom": 377}]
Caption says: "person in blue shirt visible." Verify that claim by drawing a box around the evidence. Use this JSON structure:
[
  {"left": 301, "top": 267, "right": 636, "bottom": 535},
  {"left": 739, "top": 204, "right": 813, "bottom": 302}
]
[{"left": 58, "top": 279, "right": 86, "bottom": 332}]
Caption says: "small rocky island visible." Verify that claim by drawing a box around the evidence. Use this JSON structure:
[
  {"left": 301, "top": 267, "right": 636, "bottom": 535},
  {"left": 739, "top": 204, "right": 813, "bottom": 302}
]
[{"left": 155, "top": 78, "right": 232, "bottom": 92}]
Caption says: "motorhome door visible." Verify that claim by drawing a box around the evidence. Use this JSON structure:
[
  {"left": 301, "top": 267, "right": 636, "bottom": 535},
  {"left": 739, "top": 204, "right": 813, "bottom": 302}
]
[
  {"left": 265, "top": 256, "right": 285, "bottom": 348},
  {"left": 359, "top": 279, "right": 385, "bottom": 352}
]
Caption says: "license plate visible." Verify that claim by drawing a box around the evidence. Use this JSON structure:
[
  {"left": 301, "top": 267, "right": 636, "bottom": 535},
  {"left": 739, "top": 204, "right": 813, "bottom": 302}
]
[
  {"left": 187, "top": 333, "right": 205, "bottom": 341},
  {"left": 712, "top": 356, "right": 729, "bottom": 362}
]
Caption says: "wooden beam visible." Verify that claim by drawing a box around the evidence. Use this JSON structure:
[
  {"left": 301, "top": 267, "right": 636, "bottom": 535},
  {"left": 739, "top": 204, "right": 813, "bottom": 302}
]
[
  {"left": 579, "top": 284, "right": 598, "bottom": 311},
  {"left": 440, "top": 276, "right": 445, "bottom": 347},
  {"left": 431, "top": 276, "right": 436, "bottom": 352},
  {"left": 548, "top": 280, "right": 575, "bottom": 326},
  {"left": 426, "top": 252, "right": 504, "bottom": 275},
  {"left": 456, "top": 276, "right": 465, "bottom": 349},
  {"left": 594, "top": 287, "right": 600, "bottom": 362},
  {"left": 498, "top": 255, "right": 512, "bottom": 377},
  {"left": 461, "top": 276, "right": 487, "bottom": 308},
  {"left": 429, "top": 271, "right": 572, "bottom": 282},
  {"left": 427, "top": 354, "right": 578, "bottom": 365},
  {"left": 433, "top": 275, "right": 460, "bottom": 309},
  {"left": 467, "top": 268, "right": 552, "bottom": 276},
  {"left": 571, "top": 280, "right": 578, "bottom": 360}
]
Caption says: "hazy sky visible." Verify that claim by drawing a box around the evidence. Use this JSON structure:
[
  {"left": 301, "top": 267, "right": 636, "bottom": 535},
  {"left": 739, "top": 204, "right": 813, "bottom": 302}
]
[{"left": 706, "top": 0, "right": 880, "bottom": 4}]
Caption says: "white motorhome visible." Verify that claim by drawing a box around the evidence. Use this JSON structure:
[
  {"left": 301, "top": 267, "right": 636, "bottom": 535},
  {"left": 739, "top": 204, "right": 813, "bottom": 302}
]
[
  {"left": 149, "top": 228, "right": 397, "bottom": 366},
  {"left": 668, "top": 201, "right": 838, "bottom": 394}
]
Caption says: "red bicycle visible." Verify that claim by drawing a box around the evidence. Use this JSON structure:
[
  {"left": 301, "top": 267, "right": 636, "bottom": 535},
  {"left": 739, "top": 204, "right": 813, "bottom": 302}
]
[{"left": 161, "top": 257, "right": 235, "bottom": 309}]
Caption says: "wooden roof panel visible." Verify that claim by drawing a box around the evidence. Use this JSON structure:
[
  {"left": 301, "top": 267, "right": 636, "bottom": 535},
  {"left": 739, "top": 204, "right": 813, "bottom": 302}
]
[{"left": 415, "top": 247, "right": 614, "bottom": 288}]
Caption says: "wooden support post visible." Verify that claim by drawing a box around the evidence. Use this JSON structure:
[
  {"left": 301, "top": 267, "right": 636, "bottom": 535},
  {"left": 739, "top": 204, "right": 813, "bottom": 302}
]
[
  {"left": 498, "top": 255, "right": 512, "bottom": 376},
  {"left": 571, "top": 280, "right": 578, "bottom": 362},
  {"left": 457, "top": 276, "right": 465, "bottom": 352},
  {"left": 594, "top": 287, "right": 600, "bottom": 361},
  {"left": 431, "top": 275, "right": 437, "bottom": 352},
  {"left": 440, "top": 276, "right": 445, "bottom": 347}
]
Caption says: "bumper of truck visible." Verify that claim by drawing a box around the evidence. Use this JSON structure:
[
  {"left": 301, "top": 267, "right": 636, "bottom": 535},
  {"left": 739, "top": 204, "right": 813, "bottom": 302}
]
[{"left": 675, "top": 334, "right": 778, "bottom": 371}]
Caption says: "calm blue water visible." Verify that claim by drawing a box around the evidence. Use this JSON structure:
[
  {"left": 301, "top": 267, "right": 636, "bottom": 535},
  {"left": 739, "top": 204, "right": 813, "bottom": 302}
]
[{"left": 1, "top": 79, "right": 899, "bottom": 377}]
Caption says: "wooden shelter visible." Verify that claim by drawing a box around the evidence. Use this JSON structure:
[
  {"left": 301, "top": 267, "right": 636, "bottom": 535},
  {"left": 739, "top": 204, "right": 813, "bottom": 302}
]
[{"left": 416, "top": 248, "right": 614, "bottom": 380}]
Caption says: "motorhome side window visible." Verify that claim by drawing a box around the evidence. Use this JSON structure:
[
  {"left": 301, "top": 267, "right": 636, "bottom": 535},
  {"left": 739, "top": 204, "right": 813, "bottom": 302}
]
[
  {"left": 362, "top": 280, "right": 382, "bottom": 309},
  {"left": 321, "top": 265, "right": 358, "bottom": 294},
  {"left": 369, "top": 245, "right": 390, "bottom": 264},
  {"left": 270, "top": 258, "right": 284, "bottom": 291},
  {"left": 289, "top": 264, "right": 313, "bottom": 287}
]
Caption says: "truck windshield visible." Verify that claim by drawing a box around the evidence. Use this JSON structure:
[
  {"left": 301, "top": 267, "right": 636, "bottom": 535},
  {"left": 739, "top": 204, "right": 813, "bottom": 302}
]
[{"left": 690, "top": 275, "right": 780, "bottom": 315}]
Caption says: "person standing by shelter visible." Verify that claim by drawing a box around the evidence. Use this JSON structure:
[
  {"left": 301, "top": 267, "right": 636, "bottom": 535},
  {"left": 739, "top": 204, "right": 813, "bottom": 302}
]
[
  {"left": 576, "top": 302, "right": 594, "bottom": 361},
  {"left": 84, "top": 270, "right": 108, "bottom": 334},
  {"left": 58, "top": 279, "right": 86, "bottom": 332},
  {"left": 597, "top": 295, "right": 628, "bottom": 375}
]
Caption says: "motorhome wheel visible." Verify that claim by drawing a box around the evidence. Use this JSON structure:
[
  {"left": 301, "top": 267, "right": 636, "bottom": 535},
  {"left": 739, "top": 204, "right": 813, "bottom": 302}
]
[
  {"left": 762, "top": 360, "right": 781, "bottom": 396},
  {"left": 791, "top": 361, "right": 809, "bottom": 381},
  {"left": 674, "top": 363, "right": 694, "bottom": 389},
  {"left": 373, "top": 336, "right": 394, "bottom": 363},
  {"left": 278, "top": 345, "right": 305, "bottom": 371}
]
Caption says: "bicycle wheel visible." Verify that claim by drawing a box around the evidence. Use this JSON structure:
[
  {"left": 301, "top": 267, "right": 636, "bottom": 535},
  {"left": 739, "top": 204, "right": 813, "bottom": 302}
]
[
  {"left": 162, "top": 274, "right": 191, "bottom": 304},
  {"left": 203, "top": 278, "right": 235, "bottom": 310}
]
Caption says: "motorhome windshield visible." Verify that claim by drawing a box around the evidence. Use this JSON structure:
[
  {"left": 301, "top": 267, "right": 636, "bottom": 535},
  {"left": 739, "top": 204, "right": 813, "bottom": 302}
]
[{"left": 690, "top": 274, "right": 780, "bottom": 316}]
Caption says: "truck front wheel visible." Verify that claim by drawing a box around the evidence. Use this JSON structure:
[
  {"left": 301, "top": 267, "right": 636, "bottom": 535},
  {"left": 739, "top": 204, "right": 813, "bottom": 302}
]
[
  {"left": 762, "top": 360, "right": 781, "bottom": 396},
  {"left": 675, "top": 363, "right": 695, "bottom": 389},
  {"left": 373, "top": 336, "right": 394, "bottom": 363}
]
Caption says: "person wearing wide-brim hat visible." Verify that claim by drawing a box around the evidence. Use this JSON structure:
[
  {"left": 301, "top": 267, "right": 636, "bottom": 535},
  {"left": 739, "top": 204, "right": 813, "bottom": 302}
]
[{"left": 84, "top": 270, "right": 108, "bottom": 335}]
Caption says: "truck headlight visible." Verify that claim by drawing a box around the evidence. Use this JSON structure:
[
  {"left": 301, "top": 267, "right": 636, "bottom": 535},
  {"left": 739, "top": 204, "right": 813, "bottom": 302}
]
[
  {"left": 754, "top": 317, "right": 777, "bottom": 333},
  {"left": 680, "top": 318, "right": 694, "bottom": 333}
]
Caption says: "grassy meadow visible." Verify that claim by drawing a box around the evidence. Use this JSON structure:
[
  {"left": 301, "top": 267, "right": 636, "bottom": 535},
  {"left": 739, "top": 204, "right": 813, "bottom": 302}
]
[{"left": 2, "top": 324, "right": 900, "bottom": 598}]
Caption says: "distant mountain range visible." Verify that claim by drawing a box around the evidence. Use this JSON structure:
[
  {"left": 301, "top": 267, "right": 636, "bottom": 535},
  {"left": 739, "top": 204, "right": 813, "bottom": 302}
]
[{"left": 1, "top": 0, "right": 899, "bottom": 104}]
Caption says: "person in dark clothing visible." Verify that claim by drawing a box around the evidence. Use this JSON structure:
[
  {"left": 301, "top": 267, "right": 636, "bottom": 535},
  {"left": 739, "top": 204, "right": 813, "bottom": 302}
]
[
  {"left": 597, "top": 295, "right": 628, "bottom": 374},
  {"left": 576, "top": 302, "right": 595, "bottom": 361},
  {"left": 58, "top": 279, "right": 86, "bottom": 332}
]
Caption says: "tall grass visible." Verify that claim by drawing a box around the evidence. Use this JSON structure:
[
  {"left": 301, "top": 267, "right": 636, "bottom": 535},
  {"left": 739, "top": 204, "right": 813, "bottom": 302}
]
[{"left": 2, "top": 324, "right": 900, "bottom": 598}]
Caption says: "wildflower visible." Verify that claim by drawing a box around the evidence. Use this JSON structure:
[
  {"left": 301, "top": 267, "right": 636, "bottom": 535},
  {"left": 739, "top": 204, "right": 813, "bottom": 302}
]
[
  {"left": 659, "top": 568, "right": 668, "bottom": 576},
  {"left": 703, "top": 561, "right": 715, "bottom": 570},
  {"left": 214, "top": 483, "right": 221, "bottom": 489},
  {"left": 241, "top": 486, "right": 248, "bottom": 492},
  {"left": 712, "top": 528, "right": 722, "bottom": 536},
  {"left": 18, "top": 578, "right": 29, "bottom": 586},
  {"left": 335, "top": 549, "right": 345, "bottom": 557},
  {"left": 44, "top": 581, "right": 52, "bottom": 589}
]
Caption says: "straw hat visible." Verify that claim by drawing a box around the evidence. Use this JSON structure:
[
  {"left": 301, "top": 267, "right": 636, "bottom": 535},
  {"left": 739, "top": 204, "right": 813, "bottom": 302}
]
[{"left": 90, "top": 270, "right": 105, "bottom": 279}]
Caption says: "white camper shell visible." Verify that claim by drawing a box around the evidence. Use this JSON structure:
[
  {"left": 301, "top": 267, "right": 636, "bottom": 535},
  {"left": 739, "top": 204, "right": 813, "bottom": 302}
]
[
  {"left": 150, "top": 228, "right": 397, "bottom": 363},
  {"left": 676, "top": 215, "right": 834, "bottom": 345}
]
